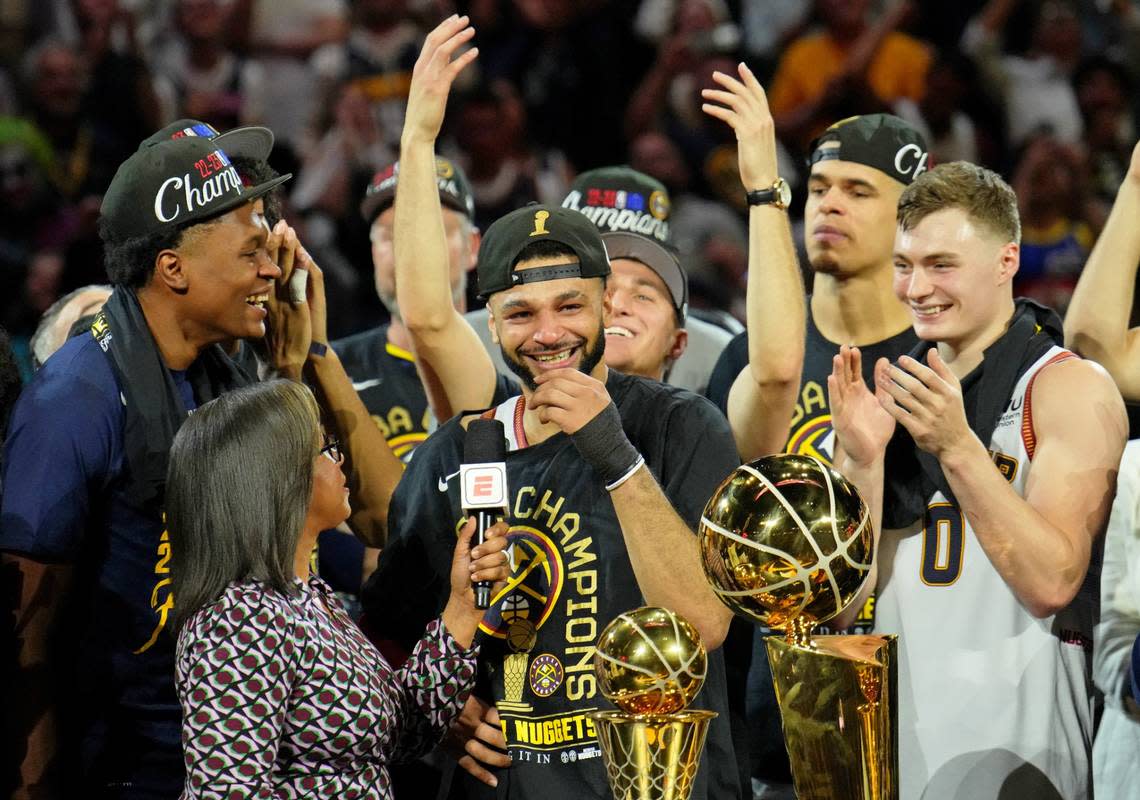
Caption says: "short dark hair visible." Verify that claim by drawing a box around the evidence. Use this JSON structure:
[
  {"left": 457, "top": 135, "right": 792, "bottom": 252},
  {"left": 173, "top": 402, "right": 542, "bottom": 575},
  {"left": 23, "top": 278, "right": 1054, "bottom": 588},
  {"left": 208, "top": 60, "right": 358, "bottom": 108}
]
[
  {"left": 100, "top": 219, "right": 188, "bottom": 288},
  {"left": 167, "top": 380, "right": 319, "bottom": 630},
  {"left": 231, "top": 155, "right": 284, "bottom": 227}
]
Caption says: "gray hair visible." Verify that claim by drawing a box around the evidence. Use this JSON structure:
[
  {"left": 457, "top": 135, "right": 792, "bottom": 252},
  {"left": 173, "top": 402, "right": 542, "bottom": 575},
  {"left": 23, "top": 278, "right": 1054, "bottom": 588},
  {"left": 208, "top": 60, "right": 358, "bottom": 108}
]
[
  {"left": 167, "top": 380, "right": 319, "bottom": 630},
  {"left": 30, "top": 284, "right": 112, "bottom": 369}
]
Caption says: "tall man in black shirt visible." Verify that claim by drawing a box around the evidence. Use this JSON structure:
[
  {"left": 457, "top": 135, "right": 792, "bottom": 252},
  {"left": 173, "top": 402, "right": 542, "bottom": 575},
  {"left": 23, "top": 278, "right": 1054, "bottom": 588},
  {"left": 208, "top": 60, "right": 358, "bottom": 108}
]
[
  {"left": 704, "top": 114, "right": 930, "bottom": 797},
  {"left": 362, "top": 16, "right": 741, "bottom": 799}
]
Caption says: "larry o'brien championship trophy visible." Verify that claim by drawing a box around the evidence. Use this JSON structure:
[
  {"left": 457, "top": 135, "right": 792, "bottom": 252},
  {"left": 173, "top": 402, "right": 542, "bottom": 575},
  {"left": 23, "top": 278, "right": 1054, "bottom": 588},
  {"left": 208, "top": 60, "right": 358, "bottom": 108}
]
[
  {"left": 589, "top": 606, "right": 715, "bottom": 800},
  {"left": 699, "top": 454, "right": 897, "bottom": 799}
]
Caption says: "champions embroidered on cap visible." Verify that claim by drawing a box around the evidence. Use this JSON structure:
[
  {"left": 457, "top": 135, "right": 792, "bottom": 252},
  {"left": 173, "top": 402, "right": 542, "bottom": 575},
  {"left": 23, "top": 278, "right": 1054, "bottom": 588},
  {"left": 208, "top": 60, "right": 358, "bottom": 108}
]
[{"left": 153, "top": 148, "right": 243, "bottom": 224}]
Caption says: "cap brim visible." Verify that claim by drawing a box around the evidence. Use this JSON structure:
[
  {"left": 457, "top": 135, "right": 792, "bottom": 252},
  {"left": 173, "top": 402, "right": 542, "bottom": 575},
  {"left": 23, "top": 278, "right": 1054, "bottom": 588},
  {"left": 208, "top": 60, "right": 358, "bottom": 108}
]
[
  {"left": 602, "top": 231, "right": 687, "bottom": 318},
  {"left": 214, "top": 126, "right": 274, "bottom": 162},
  {"left": 360, "top": 186, "right": 469, "bottom": 223}
]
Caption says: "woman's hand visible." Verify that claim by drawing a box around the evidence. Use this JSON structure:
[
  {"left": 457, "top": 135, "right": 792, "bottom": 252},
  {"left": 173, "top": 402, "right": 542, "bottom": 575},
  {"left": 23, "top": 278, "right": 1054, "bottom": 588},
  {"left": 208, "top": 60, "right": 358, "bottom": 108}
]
[{"left": 442, "top": 518, "right": 511, "bottom": 648}]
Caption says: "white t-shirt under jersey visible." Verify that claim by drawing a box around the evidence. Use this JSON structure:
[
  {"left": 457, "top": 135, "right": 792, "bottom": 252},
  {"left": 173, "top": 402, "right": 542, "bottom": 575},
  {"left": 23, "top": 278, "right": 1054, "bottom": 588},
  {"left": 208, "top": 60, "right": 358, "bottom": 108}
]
[{"left": 875, "top": 346, "right": 1096, "bottom": 799}]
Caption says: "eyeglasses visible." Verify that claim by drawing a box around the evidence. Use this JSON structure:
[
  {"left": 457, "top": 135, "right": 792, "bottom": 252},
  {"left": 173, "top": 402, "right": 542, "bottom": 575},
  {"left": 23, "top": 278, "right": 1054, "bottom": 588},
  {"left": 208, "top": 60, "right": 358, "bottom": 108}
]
[{"left": 319, "top": 432, "right": 342, "bottom": 462}]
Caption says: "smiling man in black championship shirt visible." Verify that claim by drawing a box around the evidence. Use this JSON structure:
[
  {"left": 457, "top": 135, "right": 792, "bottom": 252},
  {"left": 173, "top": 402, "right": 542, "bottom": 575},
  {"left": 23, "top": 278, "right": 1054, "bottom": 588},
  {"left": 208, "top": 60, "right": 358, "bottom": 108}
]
[{"left": 360, "top": 19, "right": 741, "bottom": 800}]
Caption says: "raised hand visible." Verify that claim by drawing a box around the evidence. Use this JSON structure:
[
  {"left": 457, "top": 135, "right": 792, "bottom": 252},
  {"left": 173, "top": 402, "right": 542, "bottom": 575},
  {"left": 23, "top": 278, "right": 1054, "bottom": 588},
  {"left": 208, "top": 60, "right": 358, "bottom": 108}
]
[
  {"left": 827, "top": 345, "right": 895, "bottom": 467},
  {"left": 876, "top": 349, "right": 974, "bottom": 461},
  {"left": 529, "top": 368, "right": 612, "bottom": 435},
  {"left": 265, "top": 220, "right": 311, "bottom": 375},
  {"left": 404, "top": 15, "right": 479, "bottom": 145},
  {"left": 700, "top": 62, "right": 778, "bottom": 190}
]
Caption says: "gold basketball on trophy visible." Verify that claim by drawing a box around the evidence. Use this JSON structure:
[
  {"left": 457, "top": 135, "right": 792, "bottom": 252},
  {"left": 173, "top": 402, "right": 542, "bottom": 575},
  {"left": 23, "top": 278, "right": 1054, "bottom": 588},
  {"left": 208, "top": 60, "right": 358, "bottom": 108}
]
[
  {"left": 593, "top": 606, "right": 707, "bottom": 715},
  {"left": 699, "top": 454, "right": 873, "bottom": 631}
]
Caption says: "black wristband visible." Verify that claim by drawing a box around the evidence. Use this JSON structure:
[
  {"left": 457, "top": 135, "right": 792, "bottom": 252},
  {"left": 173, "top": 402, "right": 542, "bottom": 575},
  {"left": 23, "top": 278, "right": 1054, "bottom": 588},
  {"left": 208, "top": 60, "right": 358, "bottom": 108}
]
[{"left": 569, "top": 401, "right": 643, "bottom": 488}]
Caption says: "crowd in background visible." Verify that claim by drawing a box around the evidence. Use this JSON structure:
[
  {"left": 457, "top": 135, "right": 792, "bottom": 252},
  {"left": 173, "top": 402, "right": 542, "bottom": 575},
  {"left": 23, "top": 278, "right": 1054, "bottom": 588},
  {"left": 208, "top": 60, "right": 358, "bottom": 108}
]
[{"left": 2, "top": 0, "right": 1139, "bottom": 380}]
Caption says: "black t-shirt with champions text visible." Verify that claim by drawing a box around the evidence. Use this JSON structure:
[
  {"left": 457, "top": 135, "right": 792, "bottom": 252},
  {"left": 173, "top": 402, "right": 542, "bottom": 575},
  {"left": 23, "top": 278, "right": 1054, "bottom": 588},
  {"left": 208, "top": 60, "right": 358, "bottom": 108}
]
[
  {"left": 705, "top": 309, "right": 918, "bottom": 784},
  {"left": 362, "top": 369, "right": 742, "bottom": 800}
]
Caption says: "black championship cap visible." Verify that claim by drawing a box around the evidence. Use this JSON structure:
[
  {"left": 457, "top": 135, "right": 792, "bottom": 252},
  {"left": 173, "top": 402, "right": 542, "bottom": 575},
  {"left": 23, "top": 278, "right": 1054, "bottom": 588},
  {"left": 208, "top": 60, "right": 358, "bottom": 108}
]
[
  {"left": 100, "top": 136, "right": 291, "bottom": 240},
  {"left": 477, "top": 204, "right": 611, "bottom": 299},
  {"left": 361, "top": 156, "right": 475, "bottom": 223},
  {"left": 809, "top": 114, "right": 930, "bottom": 185},
  {"left": 602, "top": 231, "right": 688, "bottom": 322},
  {"left": 561, "top": 165, "right": 671, "bottom": 243},
  {"left": 137, "top": 118, "right": 274, "bottom": 162}
]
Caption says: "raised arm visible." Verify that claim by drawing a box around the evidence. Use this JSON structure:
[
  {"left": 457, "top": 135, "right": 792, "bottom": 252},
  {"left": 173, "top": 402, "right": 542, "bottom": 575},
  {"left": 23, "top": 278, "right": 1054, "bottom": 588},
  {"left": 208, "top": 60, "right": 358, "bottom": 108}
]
[
  {"left": 396, "top": 16, "right": 497, "bottom": 418},
  {"left": 264, "top": 222, "right": 402, "bottom": 548},
  {"left": 1065, "top": 141, "right": 1140, "bottom": 399},
  {"left": 702, "top": 63, "right": 804, "bottom": 461}
]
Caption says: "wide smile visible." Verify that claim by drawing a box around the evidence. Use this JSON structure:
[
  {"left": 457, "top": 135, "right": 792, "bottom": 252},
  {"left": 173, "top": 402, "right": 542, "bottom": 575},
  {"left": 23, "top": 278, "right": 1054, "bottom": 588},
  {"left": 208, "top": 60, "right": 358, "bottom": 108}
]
[
  {"left": 911, "top": 303, "right": 952, "bottom": 320},
  {"left": 522, "top": 344, "right": 581, "bottom": 370},
  {"left": 605, "top": 326, "right": 636, "bottom": 339}
]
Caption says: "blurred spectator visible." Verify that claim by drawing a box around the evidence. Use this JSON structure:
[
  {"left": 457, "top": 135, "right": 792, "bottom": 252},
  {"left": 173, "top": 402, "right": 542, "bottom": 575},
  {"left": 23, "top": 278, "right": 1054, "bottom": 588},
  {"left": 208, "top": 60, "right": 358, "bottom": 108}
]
[
  {"left": 68, "top": 0, "right": 162, "bottom": 148},
  {"left": 961, "top": 0, "right": 1084, "bottom": 147},
  {"left": 768, "top": 0, "right": 932, "bottom": 152},
  {"left": 152, "top": 0, "right": 266, "bottom": 130},
  {"left": 739, "top": 0, "right": 812, "bottom": 73},
  {"left": 1011, "top": 133, "right": 1096, "bottom": 312},
  {"left": 894, "top": 51, "right": 997, "bottom": 166},
  {"left": 625, "top": 0, "right": 740, "bottom": 143},
  {"left": 231, "top": 0, "right": 349, "bottom": 155},
  {"left": 19, "top": 39, "right": 110, "bottom": 199},
  {"left": 448, "top": 80, "right": 571, "bottom": 233},
  {"left": 471, "top": 0, "right": 652, "bottom": 169},
  {"left": 29, "top": 284, "right": 111, "bottom": 369},
  {"left": 630, "top": 129, "right": 747, "bottom": 315},
  {"left": 1074, "top": 55, "right": 1136, "bottom": 207},
  {"left": 313, "top": 0, "right": 422, "bottom": 157}
]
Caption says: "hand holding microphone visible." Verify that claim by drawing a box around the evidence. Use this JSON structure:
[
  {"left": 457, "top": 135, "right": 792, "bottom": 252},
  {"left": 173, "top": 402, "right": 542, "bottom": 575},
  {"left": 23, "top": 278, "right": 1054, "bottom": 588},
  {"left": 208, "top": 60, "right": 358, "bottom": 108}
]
[{"left": 460, "top": 419, "right": 511, "bottom": 608}]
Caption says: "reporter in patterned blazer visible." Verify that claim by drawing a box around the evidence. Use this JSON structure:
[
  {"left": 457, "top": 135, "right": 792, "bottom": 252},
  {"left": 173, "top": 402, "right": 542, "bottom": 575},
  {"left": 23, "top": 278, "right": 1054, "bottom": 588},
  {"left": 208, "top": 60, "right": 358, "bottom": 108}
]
[{"left": 167, "top": 379, "right": 509, "bottom": 799}]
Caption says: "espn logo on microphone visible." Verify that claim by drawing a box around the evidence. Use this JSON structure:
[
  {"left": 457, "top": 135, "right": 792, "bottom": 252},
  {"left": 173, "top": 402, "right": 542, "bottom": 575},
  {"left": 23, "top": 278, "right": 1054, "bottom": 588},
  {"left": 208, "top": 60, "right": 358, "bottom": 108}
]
[{"left": 460, "top": 462, "right": 509, "bottom": 509}]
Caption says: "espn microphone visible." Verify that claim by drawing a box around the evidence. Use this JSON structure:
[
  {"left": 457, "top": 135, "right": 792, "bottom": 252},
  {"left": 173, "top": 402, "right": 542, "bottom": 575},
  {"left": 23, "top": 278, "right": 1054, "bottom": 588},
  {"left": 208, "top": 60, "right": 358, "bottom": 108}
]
[{"left": 460, "top": 418, "right": 510, "bottom": 609}]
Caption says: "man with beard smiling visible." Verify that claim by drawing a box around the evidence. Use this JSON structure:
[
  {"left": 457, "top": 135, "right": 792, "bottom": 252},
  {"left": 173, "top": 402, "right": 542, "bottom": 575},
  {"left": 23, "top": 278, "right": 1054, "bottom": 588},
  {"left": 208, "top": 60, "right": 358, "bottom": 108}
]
[
  {"left": 0, "top": 127, "right": 291, "bottom": 798},
  {"left": 360, "top": 16, "right": 741, "bottom": 799}
]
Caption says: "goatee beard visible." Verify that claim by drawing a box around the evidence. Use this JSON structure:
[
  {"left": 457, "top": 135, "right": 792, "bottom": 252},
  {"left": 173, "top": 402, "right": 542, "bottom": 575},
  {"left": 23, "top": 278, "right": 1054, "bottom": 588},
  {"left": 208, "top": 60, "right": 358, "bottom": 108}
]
[{"left": 501, "top": 323, "right": 606, "bottom": 392}]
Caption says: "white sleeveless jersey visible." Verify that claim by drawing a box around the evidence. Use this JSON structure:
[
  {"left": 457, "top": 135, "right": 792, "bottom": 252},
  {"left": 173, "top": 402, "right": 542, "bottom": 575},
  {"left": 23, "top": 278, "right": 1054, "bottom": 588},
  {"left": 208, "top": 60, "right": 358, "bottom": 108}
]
[{"left": 874, "top": 346, "right": 1096, "bottom": 799}]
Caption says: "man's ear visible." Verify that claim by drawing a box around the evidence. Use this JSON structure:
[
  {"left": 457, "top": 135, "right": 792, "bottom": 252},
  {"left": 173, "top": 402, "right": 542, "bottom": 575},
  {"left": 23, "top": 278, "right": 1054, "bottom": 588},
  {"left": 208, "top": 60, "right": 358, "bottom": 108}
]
[
  {"left": 468, "top": 227, "right": 482, "bottom": 270},
  {"left": 487, "top": 305, "right": 500, "bottom": 345},
  {"left": 155, "top": 249, "right": 188, "bottom": 292},
  {"left": 667, "top": 327, "right": 688, "bottom": 363},
  {"left": 997, "top": 242, "right": 1019, "bottom": 285}
]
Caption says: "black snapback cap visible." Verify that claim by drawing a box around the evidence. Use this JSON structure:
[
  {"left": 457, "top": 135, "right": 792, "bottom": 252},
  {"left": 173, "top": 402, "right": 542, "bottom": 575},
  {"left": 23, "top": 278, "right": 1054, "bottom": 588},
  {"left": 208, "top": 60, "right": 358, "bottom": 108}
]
[
  {"left": 101, "top": 136, "right": 291, "bottom": 241},
  {"left": 809, "top": 114, "right": 930, "bottom": 185},
  {"left": 138, "top": 119, "right": 274, "bottom": 162},
  {"left": 477, "top": 205, "right": 611, "bottom": 300},
  {"left": 361, "top": 156, "right": 475, "bottom": 223},
  {"left": 562, "top": 165, "right": 671, "bottom": 243}
]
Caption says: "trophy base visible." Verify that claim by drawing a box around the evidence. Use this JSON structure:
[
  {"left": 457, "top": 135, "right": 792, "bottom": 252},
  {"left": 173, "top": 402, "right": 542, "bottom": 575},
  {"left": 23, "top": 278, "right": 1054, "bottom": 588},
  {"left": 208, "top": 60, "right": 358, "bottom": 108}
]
[
  {"left": 766, "top": 633, "right": 898, "bottom": 800},
  {"left": 589, "top": 709, "right": 717, "bottom": 800}
]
